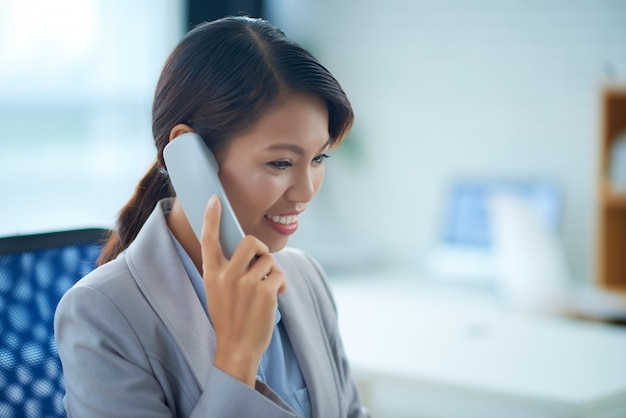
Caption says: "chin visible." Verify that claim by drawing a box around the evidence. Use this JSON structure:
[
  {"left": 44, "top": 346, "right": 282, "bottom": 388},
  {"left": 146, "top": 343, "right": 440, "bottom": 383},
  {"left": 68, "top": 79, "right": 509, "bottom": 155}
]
[
  {"left": 268, "top": 241, "right": 289, "bottom": 253},
  {"left": 263, "top": 235, "right": 290, "bottom": 253},
  {"left": 247, "top": 226, "right": 290, "bottom": 253}
]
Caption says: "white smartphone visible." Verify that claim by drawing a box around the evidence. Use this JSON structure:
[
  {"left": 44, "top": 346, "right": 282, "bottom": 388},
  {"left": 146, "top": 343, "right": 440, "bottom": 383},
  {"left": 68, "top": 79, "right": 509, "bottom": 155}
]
[{"left": 163, "top": 132, "right": 244, "bottom": 259}]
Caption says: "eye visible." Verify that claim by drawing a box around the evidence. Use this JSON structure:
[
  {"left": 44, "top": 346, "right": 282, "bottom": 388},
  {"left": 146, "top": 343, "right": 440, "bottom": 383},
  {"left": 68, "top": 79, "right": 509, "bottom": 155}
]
[
  {"left": 268, "top": 160, "right": 292, "bottom": 170},
  {"left": 312, "top": 153, "right": 330, "bottom": 165}
]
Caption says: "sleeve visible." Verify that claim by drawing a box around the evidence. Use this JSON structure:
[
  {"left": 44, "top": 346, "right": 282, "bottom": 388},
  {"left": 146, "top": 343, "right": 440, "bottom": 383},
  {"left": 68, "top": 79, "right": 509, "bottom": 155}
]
[
  {"left": 193, "top": 369, "right": 295, "bottom": 418},
  {"left": 303, "top": 253, "right": 371, "bottom": 418},
  {"left": 54, "top": 284, "right": 296, "bottom": 418}
]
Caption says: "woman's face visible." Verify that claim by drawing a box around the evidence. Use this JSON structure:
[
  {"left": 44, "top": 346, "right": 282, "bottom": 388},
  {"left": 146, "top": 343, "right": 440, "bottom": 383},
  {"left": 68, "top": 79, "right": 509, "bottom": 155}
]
[{"left": 217, "top": 93, "right": 330, "bottom": 253}]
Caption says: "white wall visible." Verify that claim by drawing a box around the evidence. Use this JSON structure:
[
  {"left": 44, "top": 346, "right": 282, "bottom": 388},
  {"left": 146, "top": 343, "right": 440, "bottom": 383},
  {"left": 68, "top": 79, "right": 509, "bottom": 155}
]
[
  {"left": 271, "top": 0, "right": 626, "bottom": 284},
  {"left": 3, "top": 0, "right": 625, "bottom": 287}
]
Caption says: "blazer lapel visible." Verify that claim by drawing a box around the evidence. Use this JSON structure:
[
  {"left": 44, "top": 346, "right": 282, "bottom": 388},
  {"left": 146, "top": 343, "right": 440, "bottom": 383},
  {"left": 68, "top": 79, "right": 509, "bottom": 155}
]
[
  {"left": 126, "top": 199, "right": 215, "bottom": 390},
  {"left": 277, "top": 252, "right": 342, "bottom": 418},
  {"left": 123, "top": 200, "right": 342, "bottom": 415}
]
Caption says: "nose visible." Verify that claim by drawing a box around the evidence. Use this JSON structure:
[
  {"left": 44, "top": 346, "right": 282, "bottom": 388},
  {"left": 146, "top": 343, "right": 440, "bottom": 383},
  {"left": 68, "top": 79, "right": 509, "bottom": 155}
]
[{"left": 286, "top": 167, "right": 320, "bottom": 204}]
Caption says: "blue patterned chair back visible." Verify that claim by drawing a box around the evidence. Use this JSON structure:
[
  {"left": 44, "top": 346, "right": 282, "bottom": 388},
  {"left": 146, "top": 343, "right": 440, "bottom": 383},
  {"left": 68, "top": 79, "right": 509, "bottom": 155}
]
[{"left": 0, "top": 229, "right": 108, "bottom": 418}]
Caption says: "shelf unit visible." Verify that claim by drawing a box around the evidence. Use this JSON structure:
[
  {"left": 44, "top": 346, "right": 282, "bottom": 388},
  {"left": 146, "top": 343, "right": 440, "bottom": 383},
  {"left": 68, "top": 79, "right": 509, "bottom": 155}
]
[{"left": 598, "top": 87, "right": 626, "bottom": 292}]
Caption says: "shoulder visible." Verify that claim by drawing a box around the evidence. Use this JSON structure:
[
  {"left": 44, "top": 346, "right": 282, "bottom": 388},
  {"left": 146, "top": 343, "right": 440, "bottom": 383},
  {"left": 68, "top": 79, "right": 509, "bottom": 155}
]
[
  {"left": 69, "top": 253, "right": 135, "bottom": 295},
  {"left": 54, "top": 251, "right": 163, "bottom": 361},
  {"left": 55, "top": 254, "right": 137, "bottom": 341},
  {"left": 55, "top": 253, "right": 141, "bottom": 324}
]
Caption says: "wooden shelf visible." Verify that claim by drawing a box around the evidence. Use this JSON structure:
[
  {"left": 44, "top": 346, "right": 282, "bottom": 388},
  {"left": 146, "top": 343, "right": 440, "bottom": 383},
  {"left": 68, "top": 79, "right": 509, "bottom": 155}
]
[
  {"left": 598, "top": 87, "right": 626, "bottom": 290},
  {"left": 601, "top": 181, "right": 626, "bottom": 209}
]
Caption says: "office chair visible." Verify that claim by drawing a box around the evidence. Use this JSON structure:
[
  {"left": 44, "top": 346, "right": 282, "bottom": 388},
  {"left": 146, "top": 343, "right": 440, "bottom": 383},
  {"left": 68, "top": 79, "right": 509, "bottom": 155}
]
[{"left": 0, "top": 228, "right": 109, "bottom": 418}]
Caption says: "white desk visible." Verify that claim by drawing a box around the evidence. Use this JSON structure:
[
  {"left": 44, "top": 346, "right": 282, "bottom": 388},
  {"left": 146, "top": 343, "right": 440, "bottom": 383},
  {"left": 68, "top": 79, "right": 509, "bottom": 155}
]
[{"left": 330, "top": 274, "right": 626, "bottom": 418}]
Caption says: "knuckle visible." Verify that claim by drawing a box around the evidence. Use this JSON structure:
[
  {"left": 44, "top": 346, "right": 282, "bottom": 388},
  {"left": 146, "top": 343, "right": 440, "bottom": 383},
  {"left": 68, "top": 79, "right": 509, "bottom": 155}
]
[
  {"left": 268, "top": 272, "right": 286, "bottom": 288},
  {"left": 241, "top": 235, "right": 256, "bottom": 245},
  {"left": 242, "top": 235, "right": 269, "bottom": 253}
]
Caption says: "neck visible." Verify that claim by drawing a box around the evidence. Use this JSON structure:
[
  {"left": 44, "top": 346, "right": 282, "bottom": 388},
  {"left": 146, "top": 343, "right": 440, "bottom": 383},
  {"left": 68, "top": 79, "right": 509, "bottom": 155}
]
[{"left": 167, "top": 198, "right": 203, "bottom": 273}]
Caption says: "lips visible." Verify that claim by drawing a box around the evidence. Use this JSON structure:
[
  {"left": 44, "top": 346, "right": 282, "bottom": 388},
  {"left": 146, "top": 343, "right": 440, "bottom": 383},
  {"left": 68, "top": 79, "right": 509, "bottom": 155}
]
[{"left": 264, "top": 212, "right": 301, "bottom": 236}]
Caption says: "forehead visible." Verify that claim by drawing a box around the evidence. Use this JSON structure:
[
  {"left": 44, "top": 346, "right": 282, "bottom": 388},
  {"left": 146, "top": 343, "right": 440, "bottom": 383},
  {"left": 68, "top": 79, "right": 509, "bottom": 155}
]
[{"left": 222, "top": 93, "right": 330, "bottom": 157}]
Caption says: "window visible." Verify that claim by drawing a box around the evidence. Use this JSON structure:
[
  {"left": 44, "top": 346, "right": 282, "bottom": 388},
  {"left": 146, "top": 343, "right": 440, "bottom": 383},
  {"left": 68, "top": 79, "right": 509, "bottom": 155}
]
[{"left": 0, "top": 0, "right": 184, "bottom": 235}]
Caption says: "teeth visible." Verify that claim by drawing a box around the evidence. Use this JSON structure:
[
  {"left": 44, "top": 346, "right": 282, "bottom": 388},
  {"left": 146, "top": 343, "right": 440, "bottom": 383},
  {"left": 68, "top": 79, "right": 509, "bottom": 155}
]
[{"left": 265, "top": 214, "right": 298, "bottom": 225}]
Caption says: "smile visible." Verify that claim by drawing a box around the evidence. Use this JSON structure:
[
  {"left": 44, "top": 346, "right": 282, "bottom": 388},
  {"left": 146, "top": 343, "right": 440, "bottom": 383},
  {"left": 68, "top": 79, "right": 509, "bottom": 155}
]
[{"left": 264, "top": 214, "right": 298, "bottom": 225}]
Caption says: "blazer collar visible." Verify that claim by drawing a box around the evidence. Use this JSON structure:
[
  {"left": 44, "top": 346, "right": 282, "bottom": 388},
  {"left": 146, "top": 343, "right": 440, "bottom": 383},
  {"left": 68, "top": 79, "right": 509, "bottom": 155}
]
[
  {"left": 275, "top": 251, "right": 343, "bottom": 418},
  {"left": 125, "top": 198, "right": 215, "bottom": 390}
]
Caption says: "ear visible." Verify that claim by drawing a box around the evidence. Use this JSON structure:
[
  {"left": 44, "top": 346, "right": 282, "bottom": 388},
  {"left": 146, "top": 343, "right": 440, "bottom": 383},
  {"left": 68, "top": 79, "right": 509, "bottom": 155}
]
[{"left": 169, "top": 123, "right": 195, "bottom": 142}]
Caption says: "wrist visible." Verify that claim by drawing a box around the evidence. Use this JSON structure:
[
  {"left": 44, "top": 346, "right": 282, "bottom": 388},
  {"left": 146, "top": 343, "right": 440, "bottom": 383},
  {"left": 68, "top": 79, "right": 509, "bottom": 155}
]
[{"left": 213, "top": 348, "right": 261, "bottom": 388}]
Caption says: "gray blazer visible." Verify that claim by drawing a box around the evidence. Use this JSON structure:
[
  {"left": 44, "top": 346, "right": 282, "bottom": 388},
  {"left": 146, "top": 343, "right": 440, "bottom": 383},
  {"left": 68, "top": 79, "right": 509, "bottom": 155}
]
[{"left": 54, "top": 199, "right": 369, "bottom": 418}]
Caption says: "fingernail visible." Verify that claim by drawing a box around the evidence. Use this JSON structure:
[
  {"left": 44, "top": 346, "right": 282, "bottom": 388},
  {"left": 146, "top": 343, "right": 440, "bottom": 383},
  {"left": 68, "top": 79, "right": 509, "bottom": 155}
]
[{"left": 207, "top": 195, "right": 218, "bottom": 208}]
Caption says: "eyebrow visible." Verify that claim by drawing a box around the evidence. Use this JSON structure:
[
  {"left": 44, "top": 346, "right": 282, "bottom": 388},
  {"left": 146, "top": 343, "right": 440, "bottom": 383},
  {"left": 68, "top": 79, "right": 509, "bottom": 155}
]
[{"left": 265, "top": 138, "right": 332, "bottom": 155}]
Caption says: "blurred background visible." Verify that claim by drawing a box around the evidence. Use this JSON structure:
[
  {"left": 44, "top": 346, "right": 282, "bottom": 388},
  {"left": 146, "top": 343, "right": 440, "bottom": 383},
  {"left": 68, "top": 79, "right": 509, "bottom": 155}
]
[
  {"left": 2, "top": 1, "right": 626, "bottom": 416},
  {"left": 2, "top": 0, "right": 625, "bottom": 285}
]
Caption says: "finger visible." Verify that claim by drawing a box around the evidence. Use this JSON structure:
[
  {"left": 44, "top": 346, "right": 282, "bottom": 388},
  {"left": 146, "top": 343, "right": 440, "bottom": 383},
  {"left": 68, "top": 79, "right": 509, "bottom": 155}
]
[
  {"left": 263, "top": 269, "right": 288, "bottom": 295},
  {"left": 245, "top": 254, "right": 287, "bottom": 294},
  {"left": 201, "top": 195, "right": 226, "bottom": 272},
  {"left": 229, "top": 235, "right": 269, "bottom": 272},
  {"left": 244, "top": 253, "right": 276, "bottom": 283}
]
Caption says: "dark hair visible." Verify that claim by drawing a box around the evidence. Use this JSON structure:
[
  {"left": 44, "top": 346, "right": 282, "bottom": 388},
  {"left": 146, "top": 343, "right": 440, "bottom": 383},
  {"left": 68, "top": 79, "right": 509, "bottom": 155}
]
[{"left": 98, "top": 16, "right": 354, "bottom": 265}]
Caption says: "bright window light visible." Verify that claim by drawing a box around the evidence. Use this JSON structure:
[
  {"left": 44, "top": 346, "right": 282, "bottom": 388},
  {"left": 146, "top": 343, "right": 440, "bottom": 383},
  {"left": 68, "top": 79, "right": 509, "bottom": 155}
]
[{"left": 0, "top": 0, "right": 184, "bottom": 236}]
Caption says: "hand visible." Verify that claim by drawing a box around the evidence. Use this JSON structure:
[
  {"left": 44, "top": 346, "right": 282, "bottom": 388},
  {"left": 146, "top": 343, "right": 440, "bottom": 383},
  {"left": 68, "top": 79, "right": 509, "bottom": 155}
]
[{"left": 200, "top": 195, "right": 287, "bottom": 387}]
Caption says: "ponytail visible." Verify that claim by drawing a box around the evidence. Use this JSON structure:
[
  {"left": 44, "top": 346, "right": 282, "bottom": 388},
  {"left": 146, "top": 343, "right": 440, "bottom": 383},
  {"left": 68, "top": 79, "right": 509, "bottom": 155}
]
[{"left": 98, "top": 161, "right": 172, "bottom": 265}]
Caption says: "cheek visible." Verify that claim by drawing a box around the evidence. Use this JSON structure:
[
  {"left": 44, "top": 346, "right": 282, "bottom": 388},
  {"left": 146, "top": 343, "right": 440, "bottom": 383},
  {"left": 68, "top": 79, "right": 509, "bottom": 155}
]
[
  {"left": 219, "top": 169, "right": 255, "bottom": 214},
  {"left": 220, "top": 169, "right": 281, "bottom": 219},
  {"left": 313, "top": 167, "right": 325, "bottom": 193}
]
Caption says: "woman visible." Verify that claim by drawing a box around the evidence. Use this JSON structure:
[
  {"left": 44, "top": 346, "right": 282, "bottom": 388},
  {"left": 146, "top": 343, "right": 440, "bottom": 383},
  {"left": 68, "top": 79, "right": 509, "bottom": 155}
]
[{"left": 54, "top": 16, "right": 370, "bottom": 418}]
